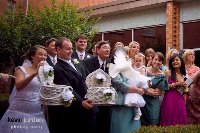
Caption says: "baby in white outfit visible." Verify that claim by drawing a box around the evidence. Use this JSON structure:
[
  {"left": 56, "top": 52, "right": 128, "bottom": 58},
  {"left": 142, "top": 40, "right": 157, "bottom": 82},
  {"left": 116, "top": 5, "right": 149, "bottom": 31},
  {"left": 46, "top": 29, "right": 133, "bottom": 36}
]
[{"left": 124, "top": 53, "right": 148, "bottom": 120}]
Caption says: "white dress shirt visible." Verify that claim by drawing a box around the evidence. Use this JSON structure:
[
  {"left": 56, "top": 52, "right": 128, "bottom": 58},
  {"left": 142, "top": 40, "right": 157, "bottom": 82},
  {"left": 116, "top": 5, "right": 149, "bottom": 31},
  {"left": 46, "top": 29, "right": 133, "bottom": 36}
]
[
  {"left": 98, "top": 56, "right": 106, "bottom": 71},
  {"left": 76, "top": 50, "right": 85, "bottom": 60},
  {"left": 48, "top": 55, "right": 57, "bottom": 65}
]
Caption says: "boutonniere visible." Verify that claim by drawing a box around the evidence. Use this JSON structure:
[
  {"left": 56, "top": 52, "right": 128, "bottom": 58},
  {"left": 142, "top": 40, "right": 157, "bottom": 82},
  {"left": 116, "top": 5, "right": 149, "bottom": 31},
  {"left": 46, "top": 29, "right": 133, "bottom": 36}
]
[
  {"left": 87, "top": 55, "right": 91, "bottom": 58},
  {"left": 72, "top": 59, "right": 79, "bottom": 64}
]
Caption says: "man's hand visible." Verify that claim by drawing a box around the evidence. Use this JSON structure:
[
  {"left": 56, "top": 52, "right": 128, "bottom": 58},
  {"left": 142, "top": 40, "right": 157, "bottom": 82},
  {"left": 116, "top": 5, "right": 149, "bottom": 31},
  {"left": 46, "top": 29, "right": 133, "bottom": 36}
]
[{"left": 81, "top": 99, "right": 93, "bottom": 110}]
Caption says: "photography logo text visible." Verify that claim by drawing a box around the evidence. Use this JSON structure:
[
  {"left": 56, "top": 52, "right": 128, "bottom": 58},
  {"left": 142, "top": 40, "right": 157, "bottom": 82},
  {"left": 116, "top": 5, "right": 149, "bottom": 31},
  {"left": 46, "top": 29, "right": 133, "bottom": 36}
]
[{"left": 8, "top": 116, "right": 44, "bottom": 129}]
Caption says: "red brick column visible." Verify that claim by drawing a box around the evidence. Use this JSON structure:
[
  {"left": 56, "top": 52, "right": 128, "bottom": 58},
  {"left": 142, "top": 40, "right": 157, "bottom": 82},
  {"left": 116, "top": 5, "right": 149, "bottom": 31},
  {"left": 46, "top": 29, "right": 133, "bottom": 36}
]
[{"left": 166, "top": 1, "right": 180, "bottom": 53}]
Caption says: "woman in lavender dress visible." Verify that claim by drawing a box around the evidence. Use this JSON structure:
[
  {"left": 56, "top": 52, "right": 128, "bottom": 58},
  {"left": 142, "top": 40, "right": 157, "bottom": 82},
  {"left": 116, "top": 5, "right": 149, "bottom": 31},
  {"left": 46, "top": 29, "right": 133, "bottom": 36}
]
[
  {"left": 0, "top": 45, "right": 49, "bottom": 133},
  {"left": 160, "top": 54, "right": 188, "bottom": 126}
]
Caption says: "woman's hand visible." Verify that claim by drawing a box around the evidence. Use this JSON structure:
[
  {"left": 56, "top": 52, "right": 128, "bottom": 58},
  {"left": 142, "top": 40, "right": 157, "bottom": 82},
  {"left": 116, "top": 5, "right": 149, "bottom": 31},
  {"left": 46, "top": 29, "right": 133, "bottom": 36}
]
[
  {"left": 177, "top": 81, "right": 187, "bottom": 88},
  {"left": 137, "top": 88, "right": 144, "bottom": 95},
  {"left": 147, "top": 57, "right": 152, "bottom": 67},
  {"left": 147, "top": 88, "right": 160, "bottom": 96},
  {"left": 35, "top": 61, "right": 46, "bottom": 76}
]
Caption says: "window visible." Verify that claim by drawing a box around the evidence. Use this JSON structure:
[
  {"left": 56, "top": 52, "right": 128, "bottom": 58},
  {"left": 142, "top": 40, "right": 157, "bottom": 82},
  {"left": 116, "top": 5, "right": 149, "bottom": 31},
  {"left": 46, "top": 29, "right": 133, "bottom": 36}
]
[
  {"left": 183, "top": 21, "right": 200, "bottom": 49},
  {"left": 143, "top": 27, "right": 155, "bottom": 37},
  {"left": 6, "top": 0, "right": 15, "bottom": 13}
]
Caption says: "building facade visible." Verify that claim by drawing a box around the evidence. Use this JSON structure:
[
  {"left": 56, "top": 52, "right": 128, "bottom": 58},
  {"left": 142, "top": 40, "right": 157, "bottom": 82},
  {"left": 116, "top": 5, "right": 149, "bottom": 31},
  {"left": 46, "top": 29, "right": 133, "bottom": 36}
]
[
  {"left": 79, "top": 0, "right": 200, "bottom": 54},
  {"left": 1, "top": 0, "right": 200, "bottom": 54}
]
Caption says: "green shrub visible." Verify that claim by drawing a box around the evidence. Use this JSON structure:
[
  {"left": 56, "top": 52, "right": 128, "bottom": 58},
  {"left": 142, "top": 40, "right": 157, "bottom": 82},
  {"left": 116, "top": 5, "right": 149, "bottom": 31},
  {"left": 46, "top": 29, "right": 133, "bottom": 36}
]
[
  {"left": 133, "top": 125, "right": 200, "bottom": 133},
  {"left": 0, "top": 0, "right": 99, "bottom": 71}
]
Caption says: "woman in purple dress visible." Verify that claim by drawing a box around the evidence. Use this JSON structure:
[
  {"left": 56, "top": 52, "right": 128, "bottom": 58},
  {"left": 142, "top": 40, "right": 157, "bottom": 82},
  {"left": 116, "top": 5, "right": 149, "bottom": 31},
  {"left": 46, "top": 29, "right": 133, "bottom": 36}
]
[{"left": 160, "top": 54, "right": 188, "bottom": 126}]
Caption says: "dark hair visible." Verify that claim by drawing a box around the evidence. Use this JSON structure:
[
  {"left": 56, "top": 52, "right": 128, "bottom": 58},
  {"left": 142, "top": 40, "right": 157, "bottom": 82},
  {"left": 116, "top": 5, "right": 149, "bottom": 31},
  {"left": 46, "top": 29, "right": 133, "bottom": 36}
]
[
  {"left": 96, "top": 41, "right": 110, "bottom": 49},
  {"left": 55, "top": 37, "right": 71, "bottom": 50},
  {"left": 26, "top": 45, "right": 46, "bottom": 61},
  {"left": 74, "top": 35, "right": 87, "bottom": 42},
  {"left": 154, "top": 52, "right": 165, "bottom": 63},
  {"left": 45, "top": 38, "right": 57, "bottom": 47},
  {"left": 169, "top": 54, "right": 186, "bottom": 81}
]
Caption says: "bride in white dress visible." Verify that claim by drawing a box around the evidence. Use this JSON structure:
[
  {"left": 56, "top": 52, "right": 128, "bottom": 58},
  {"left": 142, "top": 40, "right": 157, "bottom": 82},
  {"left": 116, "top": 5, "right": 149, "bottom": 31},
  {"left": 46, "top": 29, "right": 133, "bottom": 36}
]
[{"left": 0, "top": 45, "right": 49, "bottom": 133}]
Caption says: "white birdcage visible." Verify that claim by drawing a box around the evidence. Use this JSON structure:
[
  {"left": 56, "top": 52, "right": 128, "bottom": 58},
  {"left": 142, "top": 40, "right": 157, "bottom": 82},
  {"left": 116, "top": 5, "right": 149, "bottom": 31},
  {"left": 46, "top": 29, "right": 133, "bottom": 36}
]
[
  {"left": 38, "top": 62, "right": 74, "bottom": 107},
  {"left": 85, "top": 69, "right": 117, "bottom": 105}
]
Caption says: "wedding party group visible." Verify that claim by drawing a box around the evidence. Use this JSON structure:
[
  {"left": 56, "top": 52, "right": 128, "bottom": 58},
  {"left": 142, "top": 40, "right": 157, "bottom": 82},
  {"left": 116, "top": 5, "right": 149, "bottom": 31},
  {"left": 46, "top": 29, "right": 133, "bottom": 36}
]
[{"left": 0, "top": 35, "right": 200, "bottom": 133}]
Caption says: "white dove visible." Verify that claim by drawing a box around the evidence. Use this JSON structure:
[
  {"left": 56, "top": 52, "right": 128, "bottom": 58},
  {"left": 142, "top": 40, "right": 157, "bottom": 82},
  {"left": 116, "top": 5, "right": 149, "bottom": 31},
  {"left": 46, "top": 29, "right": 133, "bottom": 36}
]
[
  {"left": 38, "top": 61, "right": 54, "bottom": 85},
  {"left": 109, "top": 47, "right": 151, "bottom": 89}
]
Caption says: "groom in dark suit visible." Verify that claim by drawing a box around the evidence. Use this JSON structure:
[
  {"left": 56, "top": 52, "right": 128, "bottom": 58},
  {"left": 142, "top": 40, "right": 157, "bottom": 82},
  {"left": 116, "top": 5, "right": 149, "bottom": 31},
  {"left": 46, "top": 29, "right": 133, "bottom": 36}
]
[
  {"left": 48, "top": 37, "right": 95, "bottom": 133},
  {"left": 83, "top": 40, "right": 111, "bottom": 133}
]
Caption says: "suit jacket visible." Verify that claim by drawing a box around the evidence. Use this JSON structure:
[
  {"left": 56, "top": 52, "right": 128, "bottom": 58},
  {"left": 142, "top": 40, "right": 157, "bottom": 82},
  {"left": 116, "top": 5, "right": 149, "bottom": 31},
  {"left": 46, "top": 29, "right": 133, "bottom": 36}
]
[
  {"left": 83, "top": 56, "right": 109, "bottom": 75},
  {"left": 54, "top": 58, "right": 87, "bottom": 105},
  {"left": 50, "top": 58, "right": 92, "bottom": 133},
  {"left": 46, "top": 55, "right": 55, "bottom": 66},
  {"left": 72, "top": 51, "right": 92, "bottom": 60}
]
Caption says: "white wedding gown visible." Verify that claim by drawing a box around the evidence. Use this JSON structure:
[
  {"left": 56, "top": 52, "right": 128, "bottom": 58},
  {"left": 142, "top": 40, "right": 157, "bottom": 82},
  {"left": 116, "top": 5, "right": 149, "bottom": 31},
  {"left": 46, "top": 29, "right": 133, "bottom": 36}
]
[{"left": 0, "top": 67, "right": 49, "bottom": 133}]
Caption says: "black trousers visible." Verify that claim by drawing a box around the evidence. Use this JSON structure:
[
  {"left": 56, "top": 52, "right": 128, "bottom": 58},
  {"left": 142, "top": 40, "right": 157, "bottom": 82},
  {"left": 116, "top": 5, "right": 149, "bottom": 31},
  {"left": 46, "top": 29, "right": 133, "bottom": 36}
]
[{"left": 95, "top": 106, "right": 111, "bottom": 133}]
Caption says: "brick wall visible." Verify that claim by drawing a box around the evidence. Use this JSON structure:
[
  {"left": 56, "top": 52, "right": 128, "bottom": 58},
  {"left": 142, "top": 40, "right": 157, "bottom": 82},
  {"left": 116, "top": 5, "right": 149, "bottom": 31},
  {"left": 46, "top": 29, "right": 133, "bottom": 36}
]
[
  {"left": 0, "top": 0, "right": 23, "bottom": 15},
  {"left": 166, "top": 1, "right": 180, "bottom": 52},
  {"left": 0, "top": 0, "right": 7, "bottom": 16},
  {"left": 28, "top": 0, "right": 115, "bottom": 10}
]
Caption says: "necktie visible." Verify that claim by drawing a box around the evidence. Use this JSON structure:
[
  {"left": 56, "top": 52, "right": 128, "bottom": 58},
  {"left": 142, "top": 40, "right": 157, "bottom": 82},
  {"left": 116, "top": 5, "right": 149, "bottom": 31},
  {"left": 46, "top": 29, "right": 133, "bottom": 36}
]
[
  {"left": 52, "top": 58, "right": 56, "bottom": 65},
  {"left": 100, "top": 63, "right": 105, "bottom": 71}
]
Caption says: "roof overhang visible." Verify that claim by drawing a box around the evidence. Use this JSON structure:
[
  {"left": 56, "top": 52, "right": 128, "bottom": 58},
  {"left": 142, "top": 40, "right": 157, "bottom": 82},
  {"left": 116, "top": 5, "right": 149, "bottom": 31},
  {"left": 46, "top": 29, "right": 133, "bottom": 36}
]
[{"left": 79, "top": 0, "right": 192, "bottom": 17}]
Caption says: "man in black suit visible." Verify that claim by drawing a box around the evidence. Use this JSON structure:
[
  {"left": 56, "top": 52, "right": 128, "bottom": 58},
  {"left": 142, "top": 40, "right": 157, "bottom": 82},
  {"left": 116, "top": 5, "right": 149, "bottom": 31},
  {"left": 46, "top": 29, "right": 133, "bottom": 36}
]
[
  {"left": 83, "top": 40, "right": 111, "bottom": 133},
  {"left": 48, "top": 37, "right": 95, "bottom": 133},
  {"left": 72, "top": 35, "right": 91, "bottom": 60},
  {"left": 45, "top": 38, "right": 57, "bottom": 66},
  {"left": 43, "top": 38, "right": 57, "bottom": 126}
]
